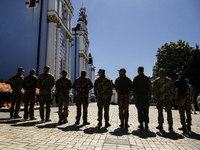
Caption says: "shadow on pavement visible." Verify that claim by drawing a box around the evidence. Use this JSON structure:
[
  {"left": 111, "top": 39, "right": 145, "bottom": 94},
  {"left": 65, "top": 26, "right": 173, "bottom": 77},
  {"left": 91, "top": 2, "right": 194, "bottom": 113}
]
[
  {"left": 84, "top": 127, "right": 108, "bottom": 134},
  {"left": 132, "top": 129, "right": 156, "bottom": 139},
  {"left": 156, "top": 130, "right": 184, "bottom": 140},
  {"left": 182, "top": 131, "right": 200, "bottom": 140},
  {"left": 36, "top": 122, "right": 58, "bottom": 128},
  {"left": 0, "top": 118, "right": 23, "bottom": 124},
  {"left": 58, "top": 124, "right": 84, "bottom": 131},
  {"left": 109, "top": 128, "right": 131, "bottom": 136},
  {"left": 11, "top": 120, "right": 42, "bottom": 127}
]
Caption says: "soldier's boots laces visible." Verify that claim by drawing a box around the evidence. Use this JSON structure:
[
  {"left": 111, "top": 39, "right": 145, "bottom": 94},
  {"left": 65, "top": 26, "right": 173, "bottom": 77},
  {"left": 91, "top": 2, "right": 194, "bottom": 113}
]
[
  {"left": 105, "top": 122, "right": 111, "bottom": 128},
  {"left": 83, "top": 121, "right": 90, "bottom": 125},
  {"left": 98, "top": 122, "right": 102, "bottom": 127},
  {"left": 156, "top": 125, "right": 163, "bottom": 130}
]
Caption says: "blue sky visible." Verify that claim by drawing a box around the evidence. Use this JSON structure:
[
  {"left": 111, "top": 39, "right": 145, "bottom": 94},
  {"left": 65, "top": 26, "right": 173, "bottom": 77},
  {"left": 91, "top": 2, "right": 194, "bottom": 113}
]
[{"left": 71, "top": 0, "right": 200, "bottom": 81}]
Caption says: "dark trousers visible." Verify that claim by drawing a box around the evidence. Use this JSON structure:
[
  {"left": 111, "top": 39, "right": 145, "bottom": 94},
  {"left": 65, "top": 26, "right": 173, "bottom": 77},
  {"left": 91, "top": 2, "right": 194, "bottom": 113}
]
[
  {"left": 10, "top": 92, "right": 22, "bottom": 117},
  {"left": 24, "top": 93, "right": 36, "bottom": 119},
  {"left": 118, "top": 96, "right": 129, "bottom": 124},
  {"left": 97, "top": 99, "right": 110, "bottom": 123},
  {"left": 58, "top": 97, "right": 69, "bottom": 120},
  {"left": 39, "top": 94, "right": 51, "bottom": 120},
  {"left": 75, "top": 95, "right": 88, "bottom": 122}
]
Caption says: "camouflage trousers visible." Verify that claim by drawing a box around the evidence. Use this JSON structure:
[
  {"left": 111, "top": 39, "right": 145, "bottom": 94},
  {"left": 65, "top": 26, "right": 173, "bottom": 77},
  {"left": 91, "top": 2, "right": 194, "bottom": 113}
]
[
  {"left": 157, "top": 99, "right": 173, "bottom": 126},
  {"left": 118, "top": 96, "right": 129, "bottom": 124},
  {"left": 57, "top": 96, "right": 69, "bottom": 120},
  {"left": 97, "top": 98, "right": 111, "bottom": 123},
  {"left": 10, "top": 91, "right": 22, "bottom": 117},
  {"left": 23, "top": 92, "right": 36, "bottom": 119},
  {"left": 39, "top": 94, "right": 52, "bottom": 120},
  {"left": 135, "top": 96, "right": 149, "bottom": 124},
  {"left": 75, "top": 95, "right": 89, "bottom": 122},
  {"left": 178, "top": 97, "right": 192, "bottom": 126}
]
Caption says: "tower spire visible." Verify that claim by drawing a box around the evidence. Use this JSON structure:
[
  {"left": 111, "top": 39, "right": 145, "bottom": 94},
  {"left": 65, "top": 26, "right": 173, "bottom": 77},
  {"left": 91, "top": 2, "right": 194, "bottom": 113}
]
[{"left": 82, "top": 2, "right": 84, "bottom": 7}]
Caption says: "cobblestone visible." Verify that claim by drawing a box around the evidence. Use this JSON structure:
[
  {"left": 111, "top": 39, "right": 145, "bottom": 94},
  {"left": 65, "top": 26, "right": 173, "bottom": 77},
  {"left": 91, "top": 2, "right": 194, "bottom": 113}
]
[{"left": 0, "top": 103, "right": 200, "bottom": 150}]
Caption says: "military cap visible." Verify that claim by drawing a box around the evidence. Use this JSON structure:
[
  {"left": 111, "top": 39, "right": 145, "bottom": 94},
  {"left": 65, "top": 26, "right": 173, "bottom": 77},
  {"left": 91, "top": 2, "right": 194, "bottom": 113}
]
[
  {"left": 159, "top": 68, "right": 165, "bottom": 73},
  {"left": 29, "top": 68, "right": 35, "bottom": 74},
  {"left": 18, "top": 67, "right": 24, "bottom": 72},
  {"left": 177, "top": 71, "right": 184, "bottom": 76},
  {"left": 81, "top": 70, "right": 87, "bottom": 76},
  {"left": 44, "top": 65, "right": 50, "bottom": 69},
  {"left": 98, "top": 69, "right": 105, "bottom": 74},
  {"left": 138, "top": 66, "right": 144, "bottom": 72},
  {"left": 118, "top": 68, "right": 126, "bottom": 73},
  {"left": 62, "top": 70, "right": 68, "bottom": 74}
]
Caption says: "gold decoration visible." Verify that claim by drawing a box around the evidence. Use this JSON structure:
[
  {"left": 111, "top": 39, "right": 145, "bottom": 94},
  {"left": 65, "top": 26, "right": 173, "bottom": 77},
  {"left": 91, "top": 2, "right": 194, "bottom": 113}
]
[
  {"left": 91, "top": 68, "right": 95, "bottom": 71},
  {"left": 57, "top": 21, "right": 62, "bottom": 28},
  {"left": 69, "top": 37, "right": 73, "bottom": 42},
  {"left": 66, "top": 33, "right": 70, "bottom": 39},
  {"left": 79, "top": 53, "right": 85, "bottom": 58},
  {"left": 47, "top": 15, "right": 58, "bottom": 23},
  {"left": 86, "top": 59, "right": 89, "bottom": 64}
]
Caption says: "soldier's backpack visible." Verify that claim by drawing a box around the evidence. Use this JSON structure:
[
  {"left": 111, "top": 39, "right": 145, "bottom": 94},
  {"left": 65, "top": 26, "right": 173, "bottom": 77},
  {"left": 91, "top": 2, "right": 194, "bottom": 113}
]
[{"left": 185, "top": 84, "right": 196, "bottom": 98}]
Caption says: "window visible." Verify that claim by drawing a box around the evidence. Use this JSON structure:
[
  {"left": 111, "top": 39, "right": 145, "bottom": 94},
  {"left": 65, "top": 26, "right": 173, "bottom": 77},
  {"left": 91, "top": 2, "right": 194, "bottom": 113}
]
[{"left": 26, "top": 0, "right": 39, "bottom": 8}]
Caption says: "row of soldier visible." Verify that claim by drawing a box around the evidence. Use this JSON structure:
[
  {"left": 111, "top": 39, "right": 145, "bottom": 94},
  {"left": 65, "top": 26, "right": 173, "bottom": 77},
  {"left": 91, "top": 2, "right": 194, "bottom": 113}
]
[{"left": 9, "top": 66, "right": 193, "bottom": 132}]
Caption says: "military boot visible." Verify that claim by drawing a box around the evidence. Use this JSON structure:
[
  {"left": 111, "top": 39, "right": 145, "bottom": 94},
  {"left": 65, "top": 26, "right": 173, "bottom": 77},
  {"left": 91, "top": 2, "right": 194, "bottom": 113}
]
[
  {"left": 145, "top": 122, "right": 149, "bottom": 130},
  {"left": 168, "top": 124, "right": 173, "bottom": 132},
  {"left": 187, "top": 125, "right": 191, "bottom": 132},
  {"left": 178, "top": 125, "right": 186, "bottom": 131},
  {"left": 105, "top": 121, "right": 111, "bottom": 128},
  {"left": 58, "top": 119, "right": 62, "bottom": 125},
  {"left": 119, "top": 121, "right": 124, "bottom": 128},
  {"left": 156, "top": 124, "right": 163, "bottom": 130},
  {"left": 138, "top": 122, "right": 144, "bottom": 130},
  {"left": 97, "top": 121, "right": 102, "bottom": 127}
]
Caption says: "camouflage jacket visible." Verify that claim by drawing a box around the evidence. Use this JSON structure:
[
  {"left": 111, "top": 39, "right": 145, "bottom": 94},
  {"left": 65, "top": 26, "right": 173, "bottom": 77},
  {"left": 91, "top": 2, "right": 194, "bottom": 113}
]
[
  {"left": 72, "top": 76, "right": 93, "bottom": 95},
  {"left": 10, "top": 73, "right": 24, "bottom": 92},
  {"left": 133, "top": 73, "right": 152, "bottom": 97},
  {"left": 94, "top": 76, "right": 113, "bottom": 99},
  {"left": 37, "top": 72, "right": 55, "bottom": 93},
  {"left": 153, "top": 76, "right": 174, "bottom": 100},
  {"left": 23, "top": 75, "right": 38, "bottom": 92},
  {"left": 115, "top": 75, "right": 132, "bottom": 95},
  {"left": 56, "top": 76, "right": 72, "bottom": 97}
]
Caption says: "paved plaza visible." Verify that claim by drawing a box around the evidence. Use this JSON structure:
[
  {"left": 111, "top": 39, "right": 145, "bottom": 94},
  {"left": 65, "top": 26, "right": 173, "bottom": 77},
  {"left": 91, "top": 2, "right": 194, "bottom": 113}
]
[{"left": 0, "top": 103, "right": 200, "bottom": 150}]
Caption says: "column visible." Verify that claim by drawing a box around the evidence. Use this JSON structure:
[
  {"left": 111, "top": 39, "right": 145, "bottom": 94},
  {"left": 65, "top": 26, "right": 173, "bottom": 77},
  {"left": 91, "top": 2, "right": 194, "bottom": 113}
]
[
  {"left": 65, "top": 33, "right": 69, "bottom": 75},
  {"left": 69, "top": 37, "right": 73, "bottom": 79},
  {"left": 46, "top": 15, "right": 58, "bottom": 75},
  {"left": 79, "top": 53, "right": 85, "bottom": 75},
  {"left": 55, "top": 21, "right": 62, "bottom": 80},
  {"left": 91, "top": 66, "right": 95, "bottom": 100}
]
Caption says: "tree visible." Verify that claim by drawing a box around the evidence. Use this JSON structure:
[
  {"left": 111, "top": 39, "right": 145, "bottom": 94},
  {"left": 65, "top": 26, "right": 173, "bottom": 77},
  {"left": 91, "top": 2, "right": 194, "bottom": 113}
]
[{"left": 153, "top": 40, "right": 193, "bottom": 82}]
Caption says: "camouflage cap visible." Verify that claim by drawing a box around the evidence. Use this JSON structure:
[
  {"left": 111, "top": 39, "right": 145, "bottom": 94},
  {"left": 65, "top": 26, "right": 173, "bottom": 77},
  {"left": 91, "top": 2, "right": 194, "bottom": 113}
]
[
  {"left": 98, "top": 69, "right": 105, "bottom": 74},
  {"left": 118, "top": 68, "right": 126, "bottom": 73},
  {"left": 159, "top": 68, "right": 165, "bottom": 73},
  {"left": 44, "top": 65, "right": 50, "bottom": 70},
  {"left": 29, "top": 68, "right": 35, "bottom": 74},
  {"left": 18, "top": 67, "right": 24, "bottom": 72}
]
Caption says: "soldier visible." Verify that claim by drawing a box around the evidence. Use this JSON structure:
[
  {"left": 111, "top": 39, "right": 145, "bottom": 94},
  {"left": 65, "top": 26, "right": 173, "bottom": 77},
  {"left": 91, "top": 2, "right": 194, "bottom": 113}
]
[
  {"left": 73, "top": 70, "right": 93, "bottom": 125},
  {"left": 133, "top": 66, "right": 152, "bottom": 130},
  {"left": 115, "top": 68, "right": 132, "bottom": 128},
  {"left": 56, "top": 70, "right": 72, "bottom": 124},
  {"left": 94, "top": 69, "right": 113, "bottom": 128},
  {"left": 175, "top": 71, "right": 192, "bottom": 132},
  {"left": 153, "top": 68, "right": 174, "bottom": 131},
  {"left": 22, "top": 69, "right": 38, "bottom": 120},
  {"left": 37, "top": 66, "right": 55, "bottom": 122},
  {"left": 10, "top": 67, "right": 24, "bottom": 118}
]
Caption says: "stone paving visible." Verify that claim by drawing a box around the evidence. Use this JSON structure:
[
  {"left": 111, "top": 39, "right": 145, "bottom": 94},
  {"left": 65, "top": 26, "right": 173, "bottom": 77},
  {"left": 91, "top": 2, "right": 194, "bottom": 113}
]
[{"left": 0, "top": 103, "right": 200, "bottom": 150}]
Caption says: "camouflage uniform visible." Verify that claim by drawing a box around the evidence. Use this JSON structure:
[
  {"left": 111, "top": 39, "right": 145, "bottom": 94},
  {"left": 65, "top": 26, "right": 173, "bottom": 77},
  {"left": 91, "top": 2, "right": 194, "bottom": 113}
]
[
  {"left": 153, "top": 76, "right": 174, "bottom": 129},
  {"left": 73, "top": 74, "right": 93, "bottom": 124},
  {"left": 22, "top": 73, "right": 38, "bottom": 119},
  {"left": 56, "top": 76, "right": 72, "bottom": 123},
  {"left": 10, "top": 72, "right": 24, "bottom": 118},
  {"left": 37, "top": 72, "right": 55, "bottom": 121},
  {"left": 175, "top": 77, "right": 191, "bottom": 130},
  {"left": 115, "top": 74, "right": 132, "bottom": 128},
  {"left": 94, "top": 74, "right": 113, "bottom": 127},
  {"left": 133, "top": 73, "right": 152, "bottom": 129}
]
